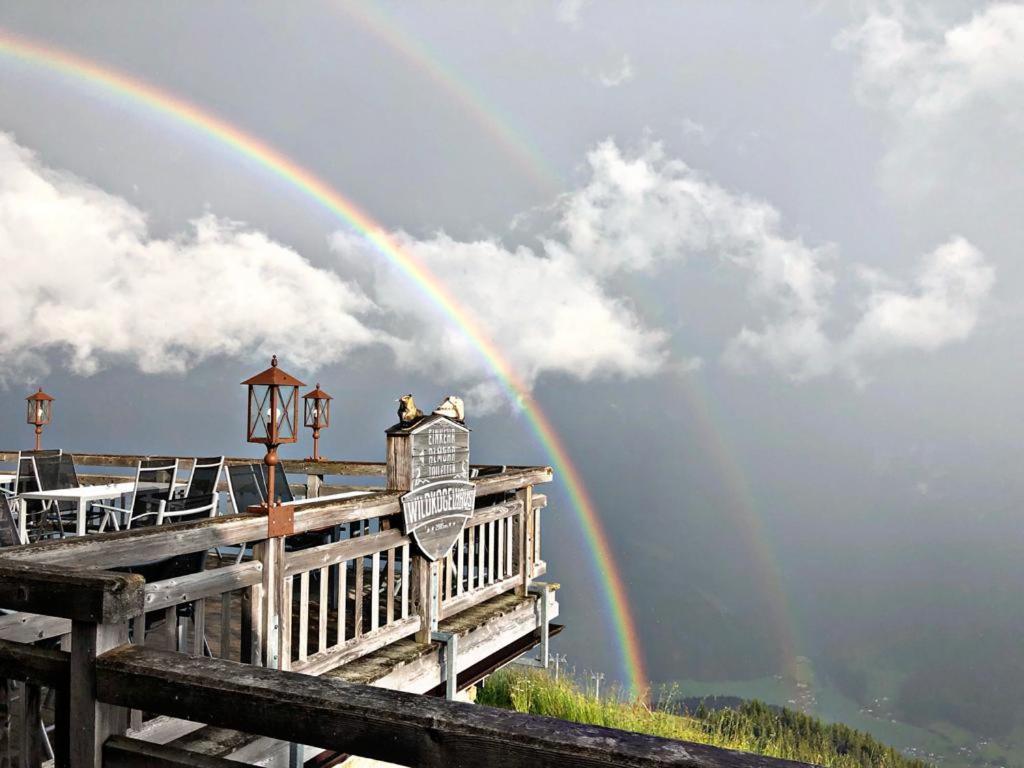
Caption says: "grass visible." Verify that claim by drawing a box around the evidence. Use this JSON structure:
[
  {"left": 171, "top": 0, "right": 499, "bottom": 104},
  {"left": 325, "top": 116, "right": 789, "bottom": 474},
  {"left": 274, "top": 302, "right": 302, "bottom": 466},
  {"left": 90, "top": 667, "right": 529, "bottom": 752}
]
[{"left": 478, "top": 668, "right": 932, "bottom": 768}]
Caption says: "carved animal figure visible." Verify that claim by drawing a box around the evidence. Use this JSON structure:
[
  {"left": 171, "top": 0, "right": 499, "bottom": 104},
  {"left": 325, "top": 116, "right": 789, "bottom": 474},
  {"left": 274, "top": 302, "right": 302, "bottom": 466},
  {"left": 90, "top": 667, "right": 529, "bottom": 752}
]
[
  {"left": 432, "top": 395, "right": 465, "bottom": 422},
  {"left": 397, "top": 394, "right": 424, "bottom": 424}
]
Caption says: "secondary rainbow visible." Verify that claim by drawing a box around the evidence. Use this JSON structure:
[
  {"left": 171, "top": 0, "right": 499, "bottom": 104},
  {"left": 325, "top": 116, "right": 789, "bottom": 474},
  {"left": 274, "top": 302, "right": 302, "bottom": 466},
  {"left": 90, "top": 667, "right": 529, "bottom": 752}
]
[
  {"left": 333, "top": 0, "right": 560, "bottom": 193},
  {"left": 0, "top": 28, "right": 649, "bottom": 694}
]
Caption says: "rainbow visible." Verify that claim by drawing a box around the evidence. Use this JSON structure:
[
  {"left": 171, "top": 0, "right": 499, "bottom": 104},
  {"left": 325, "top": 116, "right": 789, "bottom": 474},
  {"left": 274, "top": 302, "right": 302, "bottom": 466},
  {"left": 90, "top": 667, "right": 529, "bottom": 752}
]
[
  {"left": 334, "top": 0, "right": 560, "bottom": 193},
  {"left": 0, "top": 28, "right": 649, "bottom": 694}
]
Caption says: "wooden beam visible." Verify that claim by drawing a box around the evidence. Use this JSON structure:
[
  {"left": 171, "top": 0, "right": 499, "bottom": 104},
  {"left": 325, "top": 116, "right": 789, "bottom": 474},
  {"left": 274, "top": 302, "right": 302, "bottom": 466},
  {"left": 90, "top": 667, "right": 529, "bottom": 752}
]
[
  {"left": 104, "top": 735, "right": 248, "bottom": 768},
  {"left": 0, "top": 562, "right": 144, "bottom": 622},
  {"left": 96, "top": 645, "right": 810, "bottom": 768},
  {"left": 283, "top": 528, "right": 408, "bottom": 577},
  {"left": 0, "top": 611, "right": 71, "bottom": 643},
  {"left": 0, "top": 639, "right": 69, "bottom": 687},
  {"left": 143, "top": 562, "right": 263, "bottom": 613}
]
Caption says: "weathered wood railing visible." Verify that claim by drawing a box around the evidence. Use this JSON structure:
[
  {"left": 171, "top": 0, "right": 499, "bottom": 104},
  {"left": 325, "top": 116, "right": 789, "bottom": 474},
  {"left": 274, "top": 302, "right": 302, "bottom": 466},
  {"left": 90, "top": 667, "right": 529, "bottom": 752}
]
[{"left": 0, "top": 457, "right": 559, "bottom": 765}]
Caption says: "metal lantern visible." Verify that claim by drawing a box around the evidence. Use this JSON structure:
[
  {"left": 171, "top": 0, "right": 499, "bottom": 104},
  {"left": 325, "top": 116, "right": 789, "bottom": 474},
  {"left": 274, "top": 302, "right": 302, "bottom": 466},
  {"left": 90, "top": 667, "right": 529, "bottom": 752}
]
[
  {"left": 241, "top": 356, "right": 304, "bottom": 511},
  {"left": 302, "top": 383, "right": 332, "bottom": 461},
  {"left": 26, "top": 388, "right": 54, "bottom": 451}
]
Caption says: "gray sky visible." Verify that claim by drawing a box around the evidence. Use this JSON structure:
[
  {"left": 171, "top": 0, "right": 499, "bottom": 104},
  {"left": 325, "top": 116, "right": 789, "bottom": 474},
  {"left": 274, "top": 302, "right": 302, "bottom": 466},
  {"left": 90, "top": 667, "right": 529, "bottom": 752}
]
[{"left": 1, "top": 0, "right": 1022, "bottom": 727}]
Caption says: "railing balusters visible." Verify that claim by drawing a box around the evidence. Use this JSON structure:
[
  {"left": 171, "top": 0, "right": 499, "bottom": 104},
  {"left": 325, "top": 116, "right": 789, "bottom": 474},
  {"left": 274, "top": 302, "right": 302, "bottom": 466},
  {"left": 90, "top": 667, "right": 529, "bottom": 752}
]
[
  {"left": 386, "top": 548, "right": 395, "bottom": 625},
  {"left": 337, "top": 562, "right": 347, "bottom": 645},
  {"left": 401, "top": 544, "right": 409, "bottom": 620},
  {"left": 370, "top": 552, "right": 380, "bottom": 632},
  {"left": 298, "top": 572, "right": 309, "bottom": 663},
  {"left": 318, "top": 567, "right": 328, "bottom": 653},
  {"left": 353, "top": 559, "right": 363, "bottom": 640},
  {"left": 280, "top": 575, "right": 293, "bottom": 670}
]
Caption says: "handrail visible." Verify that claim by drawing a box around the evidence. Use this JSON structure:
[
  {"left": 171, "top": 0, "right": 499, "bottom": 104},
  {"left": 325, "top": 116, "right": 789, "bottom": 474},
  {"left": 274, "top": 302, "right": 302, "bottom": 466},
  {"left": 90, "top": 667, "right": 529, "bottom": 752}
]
[{"left": 96, "top": 645, "right": 815, "bottom": 768}]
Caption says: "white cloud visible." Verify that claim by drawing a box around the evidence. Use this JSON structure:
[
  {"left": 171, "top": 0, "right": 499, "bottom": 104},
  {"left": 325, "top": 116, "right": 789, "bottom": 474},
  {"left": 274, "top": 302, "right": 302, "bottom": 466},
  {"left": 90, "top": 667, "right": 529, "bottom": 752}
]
[
  {"left": 555, "top": 0, "right": 588, "bottom": 27},
  {"left": 838, "top": 3, "right": 1024, "bottom": 118},
  {"left": 551, "top": 140, "right": 993, "bottom": 381},
  {"left": 837, "top": 3, "right": 1024, "bottom": 205},
  {"left": 330, "top": 229, "right": 667, "bottom": 409},
  {"left": 729, "top": 237, "right": 995, "bottom": 380},
  {"left": 845, "top": 237, "right": 994, "bottom": 359},
  {"left": 0, "top": 134, "right": 385, "bottom": 381},
  {"left": 596, "top": 55, "right": 634, "bottom": 87},
  {"left": 0, "top": 133, "right": 667, "bottom": 405}
]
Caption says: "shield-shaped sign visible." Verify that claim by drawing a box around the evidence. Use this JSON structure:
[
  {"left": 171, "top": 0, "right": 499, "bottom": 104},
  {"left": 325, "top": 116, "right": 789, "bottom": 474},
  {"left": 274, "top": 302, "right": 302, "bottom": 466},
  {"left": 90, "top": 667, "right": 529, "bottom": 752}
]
[{"left": 401, "top": 479, "right": 476, "bottom": 561}]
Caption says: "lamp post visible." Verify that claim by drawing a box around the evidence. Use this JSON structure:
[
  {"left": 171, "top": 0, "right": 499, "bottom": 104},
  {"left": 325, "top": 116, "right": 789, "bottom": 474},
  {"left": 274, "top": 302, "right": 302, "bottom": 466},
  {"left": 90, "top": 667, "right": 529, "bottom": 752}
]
[
  {"left": 26, "top": 388, "right": 54, "bottom": 451},
  {"left": 302, "top": 383, "right": 332, "bottom": 462},
  {"left": 242, "top": 356, "right": 303, "bottom": 534}
]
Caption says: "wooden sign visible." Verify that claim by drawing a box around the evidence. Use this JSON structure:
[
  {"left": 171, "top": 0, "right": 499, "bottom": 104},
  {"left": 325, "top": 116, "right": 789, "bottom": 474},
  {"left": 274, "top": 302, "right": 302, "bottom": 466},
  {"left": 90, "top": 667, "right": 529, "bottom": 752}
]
[
  {"left": 388, "top": 414, "right": 475, "bottom": 561},
  {"left": 401, "top": 479, "right": 476, "bottom": 561}
]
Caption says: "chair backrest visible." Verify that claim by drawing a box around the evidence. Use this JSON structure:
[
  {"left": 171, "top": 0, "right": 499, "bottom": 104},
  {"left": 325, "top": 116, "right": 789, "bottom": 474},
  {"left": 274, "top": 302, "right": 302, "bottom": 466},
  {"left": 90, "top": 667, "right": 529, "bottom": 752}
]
[
  {"left": 0, "top": 494, "right": 22, "bottom": 547},
  {"left": 226, "top": 464, "right": 264, "bottom": 515},
  {"left": 15, "top": 456, "right": 39, "bottom": 496},
  {"left": 32, "top": 454, "right": 62, "bottom": 492},
  {"left": 261, "top": 463, "right": 293, "bottom": 504},
  {"left": 128, "top": 458, "right": 179, "bottom": 519},
  {"left": 57, "top": 454, "right": 80, "bottom": 490},
  {"left": 184, "top": 456, "right": 224, "bottom": 500}
]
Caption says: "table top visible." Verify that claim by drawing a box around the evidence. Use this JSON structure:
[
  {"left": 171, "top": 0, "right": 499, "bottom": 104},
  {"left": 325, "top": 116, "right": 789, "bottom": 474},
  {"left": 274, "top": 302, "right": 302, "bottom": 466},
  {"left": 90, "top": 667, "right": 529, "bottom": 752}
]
[
  {"left": 0, "top": 472, "right": 14, "bottom": 483},
  {"left": 18, "top": 481, "right": 137, "bottom": 501}
]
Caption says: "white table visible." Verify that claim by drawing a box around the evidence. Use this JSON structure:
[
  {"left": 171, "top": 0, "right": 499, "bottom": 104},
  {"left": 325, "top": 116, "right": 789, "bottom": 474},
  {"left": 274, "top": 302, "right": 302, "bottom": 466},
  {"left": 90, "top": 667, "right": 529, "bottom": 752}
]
[
  {"left": 0, "top": 472, "right": 15, "bottom": 488},
  {"left": 18, "top": 481, "right": 136, "bottom": 539}
]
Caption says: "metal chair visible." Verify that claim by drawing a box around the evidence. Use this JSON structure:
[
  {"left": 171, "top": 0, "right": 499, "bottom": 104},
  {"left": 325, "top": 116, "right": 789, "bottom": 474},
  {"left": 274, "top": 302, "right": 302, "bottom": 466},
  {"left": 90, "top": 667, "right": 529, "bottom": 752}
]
[
  {"left": 94, "top": 458, "right": 179, "bottom": 531},
  {"left": 14, "top": 452, "right": 62, "bottom": 542},
  {"left": 0, "top": 494, "right": 24, "bottom": 547}
]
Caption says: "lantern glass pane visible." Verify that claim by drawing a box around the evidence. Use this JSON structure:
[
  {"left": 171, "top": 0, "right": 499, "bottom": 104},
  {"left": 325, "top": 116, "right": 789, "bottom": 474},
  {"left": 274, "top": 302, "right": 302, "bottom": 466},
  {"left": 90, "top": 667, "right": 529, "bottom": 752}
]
[
  {"left": 26, "top": 399, "right": 34, "bottom": 424},
  {"left": 277, "top": 386, "right": 297, "bottom": 442},
  {"left": 320, "top": 399, "right": 330, "bottom": 428},
  {"left": 41, "top": 400, "right": 51, "bottom": 425},
  {"left": 248, "top": 385, "right": 272, "bottom": 443},
  {"left": 304, "top": 397, "right": 316, "bottom": 429}
]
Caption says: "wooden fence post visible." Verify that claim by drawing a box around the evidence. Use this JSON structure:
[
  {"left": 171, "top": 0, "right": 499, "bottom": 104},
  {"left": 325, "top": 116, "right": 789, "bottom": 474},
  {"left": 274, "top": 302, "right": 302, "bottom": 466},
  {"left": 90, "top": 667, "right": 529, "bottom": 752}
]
[
  {"left": 515, "top": 485, "right": 534, "bottom": 597},
  {"left": 70, "top": 620, "right": 128, "bottom": 768}
]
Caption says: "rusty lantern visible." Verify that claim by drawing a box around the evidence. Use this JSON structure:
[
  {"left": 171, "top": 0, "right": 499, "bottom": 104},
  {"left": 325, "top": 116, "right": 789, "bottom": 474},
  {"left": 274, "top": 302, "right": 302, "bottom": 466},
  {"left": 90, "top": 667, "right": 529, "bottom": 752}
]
[
  {"left": 242, "top": 356, "right": 304, "bottom": 517},
  {"left": 26, "top": 388, "right": 54, "bottom": 451},
  {"left": 302, "top": 383, "right": 332, "bottom": 462}
]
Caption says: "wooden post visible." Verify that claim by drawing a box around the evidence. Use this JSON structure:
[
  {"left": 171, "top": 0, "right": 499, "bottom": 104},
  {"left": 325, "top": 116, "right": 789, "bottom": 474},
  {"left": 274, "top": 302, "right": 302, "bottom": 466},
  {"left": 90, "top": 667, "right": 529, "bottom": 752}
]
[
  {"left": 0, "top": 679, "right": 10, "bottom": 768},
  {"left": 387, "top": 428, "right": 440, "bottom": 644},
  {"left": 20, "top": 682, "right": 43, "bottom": 768},
  {"left": 516, "top": 485, "right": 534, "bottom": 597},
  {"left": 256, "top": 538, "right": 285, "bottom": 670},
  {"left": 306, "top": 474, "right": 323, "bottom": 500},
  {"left": 70, "top": 620, "right": 128, "bottom": 768}
]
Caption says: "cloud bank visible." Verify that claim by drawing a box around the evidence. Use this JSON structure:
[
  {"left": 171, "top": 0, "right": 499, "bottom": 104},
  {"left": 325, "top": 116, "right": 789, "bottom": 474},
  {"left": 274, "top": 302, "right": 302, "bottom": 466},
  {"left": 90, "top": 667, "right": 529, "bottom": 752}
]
[{"left": 1, "top": 129, "right": 993, "bottom": 398}]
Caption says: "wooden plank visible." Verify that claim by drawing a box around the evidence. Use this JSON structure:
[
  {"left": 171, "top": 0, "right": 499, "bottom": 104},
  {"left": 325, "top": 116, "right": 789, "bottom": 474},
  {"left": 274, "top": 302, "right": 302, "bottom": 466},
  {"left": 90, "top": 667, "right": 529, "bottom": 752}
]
[
  {"left": 353, "top": 563, "right": 363, "bottom": 640},
  {"left": 468, "top": 501, "right": 522, "bottom": 528},
  {"left": 18, "top": 683, "right": 43, "bottom": 768},
  {"left": 438, "top": 574, "right": 522, "bottom": 620},
  {"left": 401, "top": 544, "right": 409, "bottom": 620},
  {"left": 488, "top": 521, "right": 496, "bottom": 585},
  {"left": 0, "top": 679, "right": 10, "bottom": 767},
  {"left": 0, "top": 563, "right": 144, "bottom": 623},
  {"left": 467, "top": 524, "right": 475, "bottom": 593},
  {"left": 0, "top": 612, "right": 70, "bottom": 644},
  {"left": 298, "top": 572, "right": 309, "bottom": 663},
  {"left": 283, "top": 527, "right": 408, "bottom": 577},
  {"left": 192, "top": 600, "right": 206, "bottom": 657},
  {"left": 143, "top": 562, "right": 263, "bottom": 613},
  {"left": 280, "top": 575, "right": 293, "bottom": 671},
  {"left": 517, "top": 486, "right": 534, "bottom": 597},
  {"left": 370, "top": 552, "right": 380, "bottom": 632},
  {"left": 105, "top": 735, "right": 252, "bottom": 768},
  {"left": 386, "top": 548, "right": 395, "bottom": 625},
  {"left": 1, "top": 515, "right": 266, "bottom": 568},
  {"left": 97, "top": 644, "right": 808, "bottom": 768},
  {"left": 318, "top": 567, "right": 328, "bottom": 653},
  {"left": 337, "top": 563, "right": 346, "bottom": 645},
  {"left": 71, "top": 620, "right": 128, "bottom": 768},
  {"left": 455, "top": 531, "right": 465, "bottom": 596},
  {"left": 289, "top": 615, "right": 421, "bottom": 677},
  {"left": 219, "top": 592, "right": 231, "bottom": 661},
  {"left": 0, "top": 639, "right": 68, "bottom": 687}
]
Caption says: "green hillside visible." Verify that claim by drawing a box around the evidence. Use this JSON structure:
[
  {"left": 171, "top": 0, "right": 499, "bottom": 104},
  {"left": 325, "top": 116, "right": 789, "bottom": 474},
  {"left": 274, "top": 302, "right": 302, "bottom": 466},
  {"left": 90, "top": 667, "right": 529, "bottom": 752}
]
[{"left": 479, "top": 668, "right": 930, "bottom": 768}]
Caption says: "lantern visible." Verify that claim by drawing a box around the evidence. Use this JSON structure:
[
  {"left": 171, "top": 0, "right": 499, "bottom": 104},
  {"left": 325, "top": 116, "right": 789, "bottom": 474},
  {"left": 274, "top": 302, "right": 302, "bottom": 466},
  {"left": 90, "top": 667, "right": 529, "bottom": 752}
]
[
  {"left": 26, "top": 388, "right": 54, "bottom": 451},
  {"left": 302, "top": 383, "right": 332, "bottom": 461},
  {"left": 242, "top": 356, "right": 304, "bottom": 510}
]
